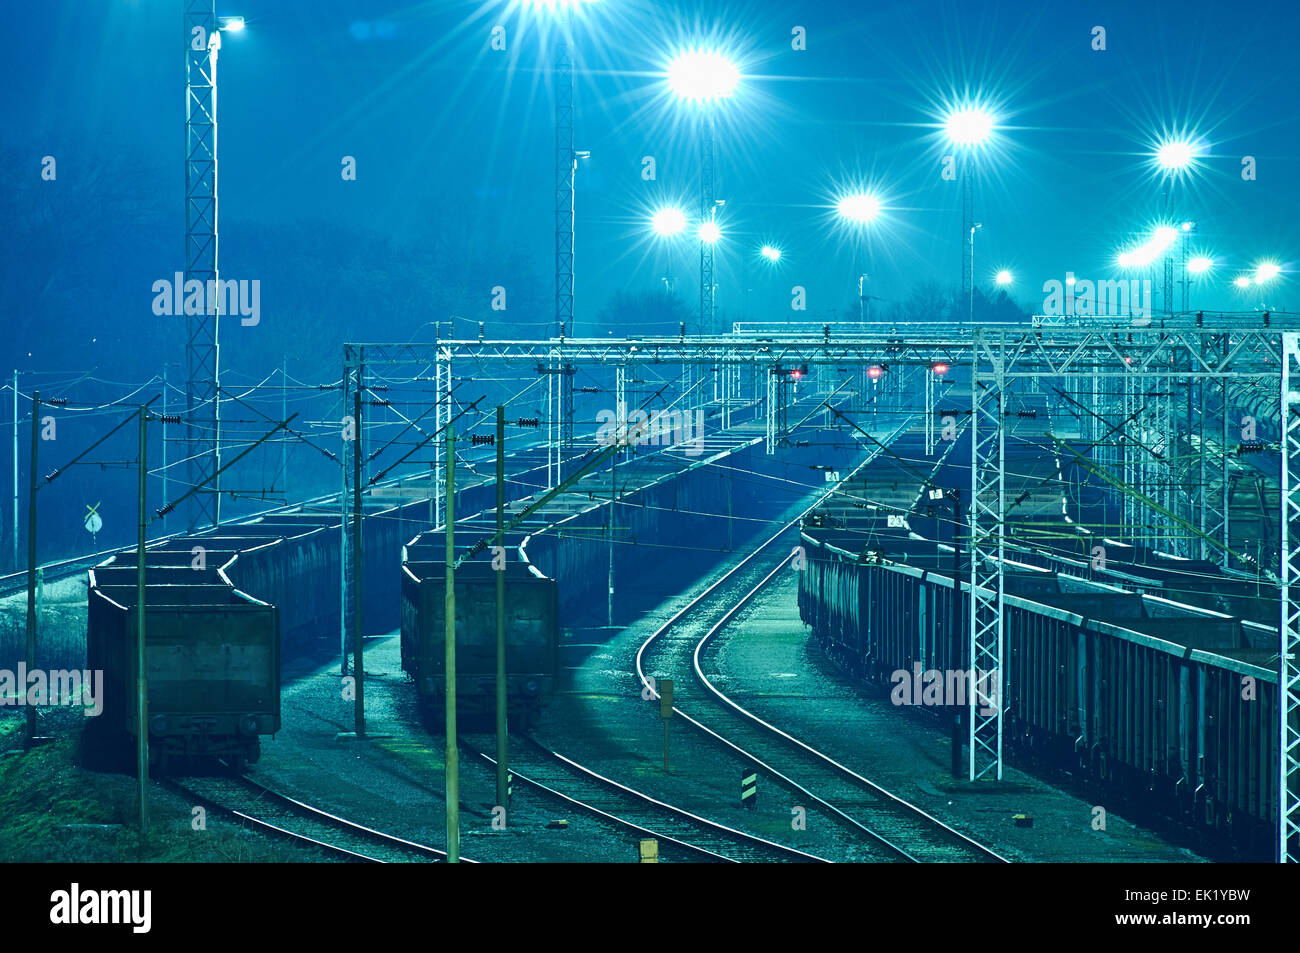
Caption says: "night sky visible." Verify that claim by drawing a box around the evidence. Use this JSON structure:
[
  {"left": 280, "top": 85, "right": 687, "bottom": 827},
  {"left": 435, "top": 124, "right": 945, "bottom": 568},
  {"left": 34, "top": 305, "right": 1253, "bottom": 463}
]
[
  {"left": 5, "top": 0, "right": 1298, "bottom": 368},
  {"left": 2, "top": 0, "right": 1297, "bottom": 388}
]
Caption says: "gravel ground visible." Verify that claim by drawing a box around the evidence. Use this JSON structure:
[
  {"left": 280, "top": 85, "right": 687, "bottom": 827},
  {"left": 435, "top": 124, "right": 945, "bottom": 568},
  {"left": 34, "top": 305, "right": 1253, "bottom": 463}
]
[
  {"left": 532, "top": 535, "right": 904, "bottom": 862},
  {"left": 228, "top": 498, "right": 1204, "bottom": 864},
  {"left": 702, "top": 571, "right": 1207, "bottom": 863},
  {"left": 254, "top": 635, "right": 666, "bottom": 862}
]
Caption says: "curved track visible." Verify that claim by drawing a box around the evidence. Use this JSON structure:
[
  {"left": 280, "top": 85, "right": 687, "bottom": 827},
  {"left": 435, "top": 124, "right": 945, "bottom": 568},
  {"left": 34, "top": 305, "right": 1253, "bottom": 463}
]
[
  {"left": 634, "top": 474, "right": 1009, "bottom": 864},
  {"left": 462, "top": 735, "right": 828, "bottom": 863},
  {"left": 169, "top": 773, "right": 473, "bottom": 863}
]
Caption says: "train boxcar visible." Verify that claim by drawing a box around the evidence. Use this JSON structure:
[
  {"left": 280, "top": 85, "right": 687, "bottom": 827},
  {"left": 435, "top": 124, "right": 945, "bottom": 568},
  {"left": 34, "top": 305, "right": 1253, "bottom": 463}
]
[
  {"left": 400, "top": 552, "right": 558, "bottom": 726},
  {"left": 84, "top": 560, "right": 279, "bottom": 774},
  {"left": 797, "top": 417, "right": 1283, "bottom": 857}
]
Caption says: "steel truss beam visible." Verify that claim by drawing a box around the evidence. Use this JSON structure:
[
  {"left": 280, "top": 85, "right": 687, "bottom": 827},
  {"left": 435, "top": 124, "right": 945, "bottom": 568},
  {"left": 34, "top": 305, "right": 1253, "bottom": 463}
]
[
  {"left": 345, "top": 317, "right": 1296, "bottom": 828},
  {"left": 700, "top": 113, "right": 716, "bottom": 332},
  {"left": 555, "top": 30, "right": 574, "bottom": 339},
  {"left": 185, "top": 0, "right": 221, "bottom": 531},
  {"left": 1280, "top": 333, "right": 1300, "bottom": 862},
  {"left": 968, "top": 331, "right": 1005, "bottom": 781}
]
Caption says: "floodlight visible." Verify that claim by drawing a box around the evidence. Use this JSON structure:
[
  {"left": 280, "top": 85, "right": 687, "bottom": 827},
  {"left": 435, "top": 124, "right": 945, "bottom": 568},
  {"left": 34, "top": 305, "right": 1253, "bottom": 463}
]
[
  {"left": 651, "top": 207, "right": 688, "bottom": 237},
  {"left": 667, "top": 50, "right": 740, "bottom": 102}
]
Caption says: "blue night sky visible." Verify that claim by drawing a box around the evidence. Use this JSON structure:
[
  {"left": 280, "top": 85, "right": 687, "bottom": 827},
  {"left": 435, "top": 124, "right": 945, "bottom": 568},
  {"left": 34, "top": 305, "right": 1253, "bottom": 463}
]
[{"left": 2, "top": 0, "right": 1298, "bottom": 378}]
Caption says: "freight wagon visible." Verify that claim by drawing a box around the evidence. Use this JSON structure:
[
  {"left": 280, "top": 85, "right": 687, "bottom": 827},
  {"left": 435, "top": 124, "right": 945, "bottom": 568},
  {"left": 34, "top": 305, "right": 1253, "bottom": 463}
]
[
  {"left": 84, "top": 557, "right": 278, "bottom": 774},
  {"left": 400, "top": 551, "right": 559, "bottom": 727},
  {"left": 797, "top": 417, "right": 1284, "bottom": 858}
]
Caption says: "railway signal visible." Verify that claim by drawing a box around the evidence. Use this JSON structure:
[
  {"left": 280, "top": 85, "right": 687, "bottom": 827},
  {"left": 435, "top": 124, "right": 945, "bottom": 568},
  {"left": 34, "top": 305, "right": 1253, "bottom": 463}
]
[{"left": 659, "top": 678, "right": 673, "bottom": 773}]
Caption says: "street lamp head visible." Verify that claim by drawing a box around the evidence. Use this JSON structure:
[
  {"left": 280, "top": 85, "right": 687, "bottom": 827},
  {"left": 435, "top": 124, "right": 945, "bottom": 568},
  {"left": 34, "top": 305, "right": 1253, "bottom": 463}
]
[
  {"left": 1255, "top": 262, "right": 1281, "bottom": 283},
  {"left": 698, "top": 220, "right": 722, "bottom": 244},
  {"left": 995, "top": 270, "right": 1012, "bottom": 286},
  {"left": 650, "top": 207, "right": 688, "bottom": 237},
  {"left": 667, "top": 50, "right": 740, "bottom": 103},
  {"left": 1187, "top": 257, "right": 1213, "bottom": 274},
  {"left": 1151, "top": 225, "right": 1179, "bottom": 250},
  {"left": 836, "top": 192, "right": 881, "bottom": 225},
  {"left": 1155, "top": 138, "right": 1197, "bottom": 172},
  {"left": 521, "top": 0, "right": 600, "bottom": 9},
  {"left": 943, "top": 107, "right": 995, "bottom": 147},
  {"left": 1233, "top": 275, "right": 1253, "bottom": 288},
  {"left": 217, "top": 15, "right": 245, "bottom": 31}
]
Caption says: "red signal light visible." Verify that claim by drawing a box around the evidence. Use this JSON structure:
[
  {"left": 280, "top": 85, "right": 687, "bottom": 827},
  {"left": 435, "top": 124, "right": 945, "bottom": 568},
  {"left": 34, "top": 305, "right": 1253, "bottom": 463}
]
[
  {"left": 867, "top": 366, "right": 884, "bottom": 380},
  {"left": 931, "top": 362, "right": 950, "bottom": 376}
]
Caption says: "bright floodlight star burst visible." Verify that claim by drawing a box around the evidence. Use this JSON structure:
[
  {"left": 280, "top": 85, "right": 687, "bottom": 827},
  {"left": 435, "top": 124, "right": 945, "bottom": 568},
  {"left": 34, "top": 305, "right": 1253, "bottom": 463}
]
[
  {"left": 1156, "top": 140, "right": 1196, "bottom": 171},
  {"left": 943, "top": 107, "right": 995, "bottom": 146},
  {"left": 837, "top": 193, "right": 880, "bottom": 224},
  {"left": 651, "top": 207, "right": 687, "bottom": 237},
  {"left": 667, "top": 50, "right": 740, "bottom": 102}
]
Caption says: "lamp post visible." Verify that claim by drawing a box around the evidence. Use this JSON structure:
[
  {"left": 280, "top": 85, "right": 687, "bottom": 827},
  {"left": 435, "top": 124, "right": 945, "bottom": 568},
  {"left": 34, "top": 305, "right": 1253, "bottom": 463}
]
[
  {"left": 837, "top": 192, "right": 882, "bottom": 323},
  {"left": 1153, "top": 138, "right": 1199, "bottom": 315},
  {"left": 1253, "top": 262, "right": 1283, "bottom": 310},
  {"left": 666, "top": 49, "right": 740, "bottom": 334},
  {"left": 943, "top": 106, "right": 995, "bottom": 329},
  {"left": 184, "top": 9, "right": 244, "bottom": 533},
  {"left": 650, "top": 206, "right": 689, "bottom": 299}
]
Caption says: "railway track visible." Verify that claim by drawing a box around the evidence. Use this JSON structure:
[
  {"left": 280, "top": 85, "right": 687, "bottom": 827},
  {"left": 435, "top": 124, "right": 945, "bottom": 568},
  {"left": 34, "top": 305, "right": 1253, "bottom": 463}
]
[
  {"left": 169, "top": 772, "right": 473, "bottom": 863},
  {"left": 461, "top": 734, "right": 828, "bottom": 863},
  {"left": 634, "top": 474, "right": 1009, "bottom": 864}
]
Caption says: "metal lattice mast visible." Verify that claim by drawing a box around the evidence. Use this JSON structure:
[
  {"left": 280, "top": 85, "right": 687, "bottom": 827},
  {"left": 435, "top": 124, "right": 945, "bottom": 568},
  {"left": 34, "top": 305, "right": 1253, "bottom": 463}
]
[
  {"left": 435, "top": 348, "right": 451, "bottom": 519},
  {"left": 555, "top": 26, "right": 575, "bottom": 340},
  {"left": 340, "top": 348, "right": 360, "bottom": 676},
  {"left": 961, "top": 164, "right": 974, "bottom": 324},
  {"left": 700, "top": 113, "right": 716, "bottom": 333},
  {"left": 1200, "top": 333, "right": 1230, "bottom": 563},
  {"left": 968, "top": 330, "right": 1005, "bottom": 781},
  {"left": 1281, "top": 333, "right": 1300, "bottom": 862},
  {"left": 184, "top": 0, "right": 221, "bottom": 531}
]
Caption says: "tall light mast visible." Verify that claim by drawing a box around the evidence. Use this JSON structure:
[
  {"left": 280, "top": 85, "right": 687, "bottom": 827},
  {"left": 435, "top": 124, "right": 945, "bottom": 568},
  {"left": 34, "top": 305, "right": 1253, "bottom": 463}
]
[{"left": 184, "top": 0, "right": 222, "bottom": 530}]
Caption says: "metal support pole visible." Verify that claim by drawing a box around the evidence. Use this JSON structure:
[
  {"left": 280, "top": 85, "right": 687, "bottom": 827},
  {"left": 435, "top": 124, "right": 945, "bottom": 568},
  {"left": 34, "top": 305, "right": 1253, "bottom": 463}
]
[
  {"left": 495, "top": 407, "right": 508, "bottom": 814},
  {"left": 1279, "top": 333, "right": 1300, "bottom": 863},
  {"left": 961, "top": 165, "right": 974, "bottom": 324},
  {"left": 700, "top": 112, "right": 716, "bottom": 333},
  {"left": 607, "top": 439, "right": 616, "bottom": 628},
  {"left": 136, "top": 406, "right": 149, "bottom": 832},
  {"left": 11, "top": 369, "right": 17, "bottom": 571},
  {"left": 950, "top": 490, "right": 963, "bottom": 778},
  {"left": 968, "top": 331, "right": 1005, "bottom": 781},
  {"left": 185, "top": 0, "right": 222, "bottom": 532},
  {"left": 280, "top": 357, "right": 288, "bottom": 496},
  {"left": 445, "top": 422, "right": 459, "bottom": 863},
  {"left": 161, "top": 366, "right": 169, "bottom": 509},
  {"left": 352, "top": 376, "right": 365, "bottom": 736},
  {"left": 24, "top": 392, "right": 39, "bottom": 743},
  {"left": 555, "top": 22, "right": 575, "bottom": 340}
]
